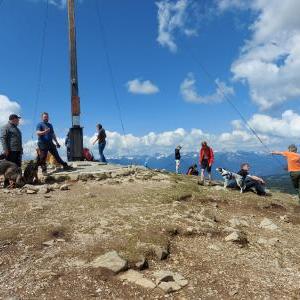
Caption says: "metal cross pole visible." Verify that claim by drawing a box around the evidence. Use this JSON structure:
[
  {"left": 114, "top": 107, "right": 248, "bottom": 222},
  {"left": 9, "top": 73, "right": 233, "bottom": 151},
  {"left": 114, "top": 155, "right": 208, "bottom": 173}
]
[{"left": 67, "top": 0, "right": 83, "bottom": 161}]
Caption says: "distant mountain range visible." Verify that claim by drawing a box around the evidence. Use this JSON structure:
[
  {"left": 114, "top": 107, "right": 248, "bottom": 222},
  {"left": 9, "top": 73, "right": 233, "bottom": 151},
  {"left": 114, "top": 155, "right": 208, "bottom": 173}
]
[
  {"left": 109, "top": 151, "right": 292, "bottom": 194},
  {"left": 108, "top": 151, "right": 287, "bottom": 177}
]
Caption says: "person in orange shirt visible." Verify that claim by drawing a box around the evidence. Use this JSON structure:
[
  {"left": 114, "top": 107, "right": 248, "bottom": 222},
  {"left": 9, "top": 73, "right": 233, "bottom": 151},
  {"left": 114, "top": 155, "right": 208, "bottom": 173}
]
[
  {"left": 199, "top": 141, "right": 214, "bottom": 185},
  {"left": 272, "top": 144, "right": 300, "bottom": 202}
]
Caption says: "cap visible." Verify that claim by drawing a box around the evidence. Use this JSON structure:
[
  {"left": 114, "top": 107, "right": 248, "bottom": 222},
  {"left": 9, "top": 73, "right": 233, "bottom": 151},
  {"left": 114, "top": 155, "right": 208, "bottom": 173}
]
[{"left": 9, "top": 114, "right": 21, "bottom": 121}]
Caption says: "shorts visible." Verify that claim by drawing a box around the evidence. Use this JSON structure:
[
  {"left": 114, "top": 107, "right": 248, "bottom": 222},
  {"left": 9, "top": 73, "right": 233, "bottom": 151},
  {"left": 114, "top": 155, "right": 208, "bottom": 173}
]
[{"left": 201, "top": 159, "right": 211, "bottom": 173}]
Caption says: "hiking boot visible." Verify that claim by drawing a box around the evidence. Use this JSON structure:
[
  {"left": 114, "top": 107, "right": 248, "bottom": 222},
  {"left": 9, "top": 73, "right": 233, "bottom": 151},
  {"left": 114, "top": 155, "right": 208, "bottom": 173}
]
[{"left": 63, "top": 165, "right": 73, "bottom": 171}]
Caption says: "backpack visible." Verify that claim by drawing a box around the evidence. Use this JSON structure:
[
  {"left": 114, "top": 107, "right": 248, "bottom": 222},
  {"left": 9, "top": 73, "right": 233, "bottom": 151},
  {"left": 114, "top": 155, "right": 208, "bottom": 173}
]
[{"left": 83, "top": 148, "right": 94, "bottom": 161}]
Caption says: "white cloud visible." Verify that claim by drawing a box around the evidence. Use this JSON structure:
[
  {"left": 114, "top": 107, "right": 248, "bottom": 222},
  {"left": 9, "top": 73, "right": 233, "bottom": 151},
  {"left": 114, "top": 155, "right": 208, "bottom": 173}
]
[
  {"left": 217, "top": 0, "right": 250, "bottom": 11},
  {"left": 126, "top": 79, "right": 160, "bottom": 95},
  {"left": 247, "top": 110, "right": 300, "bottom": 138},
  {"left": 0, "top": 95, "right": 21, "bottom": 127},
  {"left": 180, "top": 73, "right": 234, "bottom": 104},
  {"left": 222, "top": 0, "right": 300, "bottom": 110},
  {"left": 156, "top": 0, "right": 198, "bottom": 52}
]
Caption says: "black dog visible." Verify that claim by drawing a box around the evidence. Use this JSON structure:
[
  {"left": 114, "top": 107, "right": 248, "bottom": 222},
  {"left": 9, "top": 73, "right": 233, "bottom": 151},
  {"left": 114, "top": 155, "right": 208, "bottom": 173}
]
[{"left": 23, "top": 160, "right": 39, "bottom": 184}]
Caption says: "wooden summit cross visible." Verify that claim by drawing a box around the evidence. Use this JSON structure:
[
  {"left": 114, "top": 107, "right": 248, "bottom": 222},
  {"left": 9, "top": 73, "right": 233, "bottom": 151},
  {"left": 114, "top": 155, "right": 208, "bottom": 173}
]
[{"left": 67, "top": 0, "right": 83, "bottom": 161}]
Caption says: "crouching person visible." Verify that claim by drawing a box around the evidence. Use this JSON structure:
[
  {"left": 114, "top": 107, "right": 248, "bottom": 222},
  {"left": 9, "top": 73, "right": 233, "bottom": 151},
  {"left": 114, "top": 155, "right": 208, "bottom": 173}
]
[
  {"left": 227, "top": 163, "right": 267, "bottom": 196},
  {"left": 272, "top": 144, "right": 300, "bottom": 204}
]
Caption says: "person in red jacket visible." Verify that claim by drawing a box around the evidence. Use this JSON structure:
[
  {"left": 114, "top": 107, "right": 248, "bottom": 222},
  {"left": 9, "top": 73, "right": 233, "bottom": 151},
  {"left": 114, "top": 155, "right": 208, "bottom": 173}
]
[{"left": 199, "top": 141, "right": 214, "bottom": 184}]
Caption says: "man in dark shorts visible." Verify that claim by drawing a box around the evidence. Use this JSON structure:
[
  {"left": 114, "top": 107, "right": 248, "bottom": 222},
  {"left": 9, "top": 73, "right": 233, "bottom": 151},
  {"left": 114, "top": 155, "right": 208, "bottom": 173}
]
[
  {"left": 93, "top": 124, "right": 107, "bottom": 163},
  {"left": 36, "top": 112, "right": 71, "bottom": 175},
  {"left": 199, "top": 141, "right": 214, "bottom": 184}
]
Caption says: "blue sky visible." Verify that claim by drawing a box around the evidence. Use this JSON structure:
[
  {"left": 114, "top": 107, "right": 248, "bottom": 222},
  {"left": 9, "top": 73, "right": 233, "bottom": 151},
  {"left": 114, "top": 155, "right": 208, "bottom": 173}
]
[{"left": 1, "top": 0, "right": 300, "bottom": 156}]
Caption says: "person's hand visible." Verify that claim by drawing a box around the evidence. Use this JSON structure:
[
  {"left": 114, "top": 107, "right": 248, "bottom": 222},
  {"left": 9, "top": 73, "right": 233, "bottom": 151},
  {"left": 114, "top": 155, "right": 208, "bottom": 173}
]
[{"left": 44, "top": 128, "right": 50, "bottom": 134}]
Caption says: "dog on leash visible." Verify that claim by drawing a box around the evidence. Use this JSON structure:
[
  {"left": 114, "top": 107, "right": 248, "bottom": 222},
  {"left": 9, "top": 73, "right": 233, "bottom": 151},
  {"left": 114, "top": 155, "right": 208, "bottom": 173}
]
[
  {"left": 216, "top": 167, "right": 245, "bottom": 193},
  {"left": 0, "top": 159, "right": 24, "bottom": 188}
]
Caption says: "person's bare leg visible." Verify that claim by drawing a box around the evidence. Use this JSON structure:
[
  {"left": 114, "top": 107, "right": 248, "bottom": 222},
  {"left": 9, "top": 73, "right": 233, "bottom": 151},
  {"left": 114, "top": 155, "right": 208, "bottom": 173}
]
[{"left": 208, "top": 172, "right": 212, "bottom": 185}]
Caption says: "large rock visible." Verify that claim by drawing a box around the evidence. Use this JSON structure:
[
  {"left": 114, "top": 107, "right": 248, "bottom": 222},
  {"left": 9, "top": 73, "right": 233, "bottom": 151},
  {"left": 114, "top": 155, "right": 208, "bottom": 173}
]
[
  {"left": 154, "top": 271, "right": 188, "bottom": 293},
  {"left": 90, "top": 251, "right": 128, "bottom": 274},
  {"left": 119, "top": 270, "right": 156, "bottom": 289},
  {"left": 259, "top": 218, "right": 278, "bottom": 230}
]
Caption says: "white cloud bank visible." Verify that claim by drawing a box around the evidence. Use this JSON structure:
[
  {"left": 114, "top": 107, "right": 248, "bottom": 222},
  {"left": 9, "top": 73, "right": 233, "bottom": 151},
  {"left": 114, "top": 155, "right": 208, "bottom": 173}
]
[
  {"left": 218, "top": 0, "right": 300, "bottom": 110},
  {"left": 19, "top": 109, "right": 300, "bottom": 158},
  {"left": 180, "top": 73, "right": 234, "bottom": 104},
  {"left": 0, "top": 95, "right": 21, "bottom": 127},
  {"left": 126, "top": 79, "right": 159, "bottom": 95},
  {"left": 156, "top": 0, "right": 198, "bottom": 52}
]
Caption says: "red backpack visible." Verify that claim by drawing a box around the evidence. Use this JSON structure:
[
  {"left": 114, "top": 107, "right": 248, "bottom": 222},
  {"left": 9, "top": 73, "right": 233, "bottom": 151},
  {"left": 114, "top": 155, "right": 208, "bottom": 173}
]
[{"left": 83, "top": 148, "right": 94, "bottom": 161}]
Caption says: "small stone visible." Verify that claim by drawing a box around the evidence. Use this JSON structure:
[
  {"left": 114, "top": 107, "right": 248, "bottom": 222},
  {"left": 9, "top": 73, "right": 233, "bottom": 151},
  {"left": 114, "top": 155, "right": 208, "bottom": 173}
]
[
  {"left": 159, "top": 281, "right": 182, "bottom": 293},
  {"left": 259, "top": 218, "right": 278, "bottom": 230},
  {"left": 154, "top": 246, "right": 169, "bottom": 260},
  {"left": 52, "top": 183, "right": 60, "bottom": 190},
  {"left": 134, "top": 257, "right": 149, "bottom": 270},
  {"left": 90, "top": 251, "right": 128, "bottom": 274},
  {"left": 119, "top": 270, "right": 156, "bottom": 289},
  {"left": 225, "top": 231, "right": 248, "bottom": 245},
  {"left": 42, "top": 240, "right": 55, "bottom": 247},
  {"left": 27, "top": 189, "right": 37, "bottom": 194},
  {"left": 229, "top": 218, "right": 249, "bottom": 227},
  {"left": 60, "top": 184, "right": 70, "bottom": 191}
]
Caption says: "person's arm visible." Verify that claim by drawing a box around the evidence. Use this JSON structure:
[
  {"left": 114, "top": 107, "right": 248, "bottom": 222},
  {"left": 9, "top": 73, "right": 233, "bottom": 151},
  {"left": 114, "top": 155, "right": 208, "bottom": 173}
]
[
  {"left": 92, "top": 136, "right": 99, "bottom": 145},
  {"left": 249, "top": 175, "right": 265, "bottom": 184},
  {"left": 0, "top": 127, "right": 9, "bottom": 156},
  {"left": 271, "top": 151, "right": 283, "bottom": 156},
  {"left": 36, "top": 124, "right": 50, "bottom": 136}
]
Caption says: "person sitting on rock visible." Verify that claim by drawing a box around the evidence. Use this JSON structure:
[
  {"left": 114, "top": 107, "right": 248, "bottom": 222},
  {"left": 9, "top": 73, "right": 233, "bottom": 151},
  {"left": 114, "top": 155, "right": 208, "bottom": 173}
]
[
  {"left": 272, "top": 144, "right": 300, "bottom": 203},
  {"left": 186, "top": 164, "right": 199, "bottom": 176},
  {"left": 227, "top": 163, "right": 267, "bottom": 196}
]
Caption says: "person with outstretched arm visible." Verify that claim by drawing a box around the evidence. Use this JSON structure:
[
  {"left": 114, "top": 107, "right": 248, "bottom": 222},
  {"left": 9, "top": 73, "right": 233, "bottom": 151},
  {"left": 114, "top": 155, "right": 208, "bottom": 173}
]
[
  {"left": 36, "top": 112, "right": 71, "bottom": 175},
  {"left": 272, "top": 144, "right": 300, "bottom": 203}
]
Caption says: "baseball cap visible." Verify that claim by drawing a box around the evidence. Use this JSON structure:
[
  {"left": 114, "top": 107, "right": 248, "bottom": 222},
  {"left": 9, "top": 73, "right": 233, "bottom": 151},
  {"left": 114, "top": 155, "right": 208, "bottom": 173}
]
[{"left": 9, "top": 114, "right": 21, "bottom": 120}]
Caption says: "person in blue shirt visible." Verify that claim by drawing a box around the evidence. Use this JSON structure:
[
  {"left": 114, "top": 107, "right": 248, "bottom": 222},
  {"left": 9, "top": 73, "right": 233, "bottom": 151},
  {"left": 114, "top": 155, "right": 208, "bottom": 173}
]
[{"left": 36, "top": 112, "right": 71, "bottom": 175}]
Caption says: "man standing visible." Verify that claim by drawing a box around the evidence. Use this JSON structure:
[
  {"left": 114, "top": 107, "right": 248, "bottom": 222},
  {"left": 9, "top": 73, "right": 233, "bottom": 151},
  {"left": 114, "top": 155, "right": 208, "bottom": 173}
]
[
  {"left": 93, "top": 124, "right": 107, "bottom": 163},
  {"left": 1, "top": 114, "right": 23, "bottom": 167},
  {"left": 36, "top": 112, "right": 70, "bottom": 175},
  {"left": 175, "top": 145, "right": 182, "bottom": 174}
]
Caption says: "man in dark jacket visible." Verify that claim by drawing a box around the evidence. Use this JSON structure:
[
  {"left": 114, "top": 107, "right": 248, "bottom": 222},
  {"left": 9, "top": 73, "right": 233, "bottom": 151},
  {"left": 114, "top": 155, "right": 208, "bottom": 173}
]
[
  {"left": 1, "top": 114, "right": 23, "bottom": 167},
  {"left": 93, "top": 124, "right": 107, "bottom": 163}
]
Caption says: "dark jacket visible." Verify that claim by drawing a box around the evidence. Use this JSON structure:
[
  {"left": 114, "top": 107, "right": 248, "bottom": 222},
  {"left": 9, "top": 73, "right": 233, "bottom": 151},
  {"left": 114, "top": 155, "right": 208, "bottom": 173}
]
[
  {"left": 175, "top": 148, "right": 181, "bottom": 160},
  {"left": 1, "top": 122, "right": 22, "bottom": 152}
]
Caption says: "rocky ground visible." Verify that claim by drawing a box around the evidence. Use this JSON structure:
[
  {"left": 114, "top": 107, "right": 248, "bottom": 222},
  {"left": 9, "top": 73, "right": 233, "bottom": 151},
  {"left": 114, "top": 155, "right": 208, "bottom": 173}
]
[{"left": 1, "top": 167, "right": 300, "bottom": 299}]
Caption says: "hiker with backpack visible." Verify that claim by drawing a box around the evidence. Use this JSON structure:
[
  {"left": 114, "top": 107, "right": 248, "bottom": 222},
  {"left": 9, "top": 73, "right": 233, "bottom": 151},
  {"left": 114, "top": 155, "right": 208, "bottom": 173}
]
[
  {"left": 93, "top": 124, "right": 107, "bottom": 163},
  {"left": 175, "top": 145, "right": 182, "bottom": 174},
  {"left": 272, "top": 144, "right": 300, "bottom": 203},
  {"left": 199, "top": 141, "right": 214, "bottom": 184}
]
